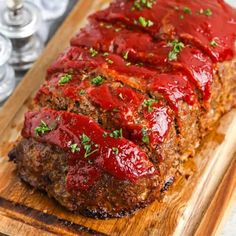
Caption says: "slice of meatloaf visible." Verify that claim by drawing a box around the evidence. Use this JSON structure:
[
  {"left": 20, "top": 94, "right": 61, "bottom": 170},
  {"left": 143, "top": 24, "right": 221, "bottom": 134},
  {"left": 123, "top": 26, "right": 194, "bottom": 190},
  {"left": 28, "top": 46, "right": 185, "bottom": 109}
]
[
  {"left": 9, "top": 109, "right": 160, "bottom": 218},
  {"left": 9, "top": 0, "right": 236, "bottom": 218}
]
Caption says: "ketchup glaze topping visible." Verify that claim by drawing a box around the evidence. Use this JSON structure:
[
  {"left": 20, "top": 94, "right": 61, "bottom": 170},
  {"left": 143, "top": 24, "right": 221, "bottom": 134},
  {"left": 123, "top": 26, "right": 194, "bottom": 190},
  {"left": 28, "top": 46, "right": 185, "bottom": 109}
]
[
  {"left": 29, "top": 0, "right": 236, "bottom": 185},
  {"left": 22, "top": 109, "right": 158, "bottom": 190},
  {"left": 36, "top": 72, "right": 174, "bottom": 149},
  {"left": 71, "top": 20, "right": 213, "bottom": 100},
  {"left": 93, "top": 0, "right": 236, "bottom": 62},
  {"left": 45, "top": 46, "right": 198, "bottom": 107}
]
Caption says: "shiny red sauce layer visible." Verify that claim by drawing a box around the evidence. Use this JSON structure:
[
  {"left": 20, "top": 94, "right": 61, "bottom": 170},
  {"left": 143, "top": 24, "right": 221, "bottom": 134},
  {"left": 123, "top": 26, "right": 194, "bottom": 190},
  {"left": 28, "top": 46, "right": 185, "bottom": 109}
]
[
  {"left": 22, "top": 109, "right": 158, "bottom": 190},
  {"left": 26, "top": 0, "right": 236, "bottom": 189}
]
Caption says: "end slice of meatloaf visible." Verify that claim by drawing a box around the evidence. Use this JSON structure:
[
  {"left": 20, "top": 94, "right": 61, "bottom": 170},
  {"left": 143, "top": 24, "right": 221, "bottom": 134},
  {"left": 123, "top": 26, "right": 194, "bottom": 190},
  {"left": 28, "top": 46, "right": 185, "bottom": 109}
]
[
  {"left": 9, "top": 109, "right": 160, "bottom": 218},
  {"left": 9, "top": 0, "right": 236, "bottom": 218}
]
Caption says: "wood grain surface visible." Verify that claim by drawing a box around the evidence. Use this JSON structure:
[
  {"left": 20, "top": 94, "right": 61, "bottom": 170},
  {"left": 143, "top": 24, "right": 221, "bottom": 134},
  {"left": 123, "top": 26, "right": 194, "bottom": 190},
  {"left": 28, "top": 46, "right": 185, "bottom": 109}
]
[{"left": 0, "top": 0, "right": 235, "bottom": 235}]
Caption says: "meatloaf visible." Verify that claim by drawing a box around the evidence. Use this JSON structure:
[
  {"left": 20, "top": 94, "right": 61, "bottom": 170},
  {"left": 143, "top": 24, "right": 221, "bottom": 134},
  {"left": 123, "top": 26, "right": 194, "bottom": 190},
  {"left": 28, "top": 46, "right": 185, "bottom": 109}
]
[{"left": 9, "top": 0, "right": 236, "bottom": 218}]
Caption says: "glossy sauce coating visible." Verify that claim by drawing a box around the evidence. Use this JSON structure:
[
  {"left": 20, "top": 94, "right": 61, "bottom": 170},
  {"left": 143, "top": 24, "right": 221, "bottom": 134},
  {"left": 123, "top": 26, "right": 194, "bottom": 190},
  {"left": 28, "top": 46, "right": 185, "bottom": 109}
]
[
  {"left": 71, "top": 20, "right": 213, "bottom": 100},
  {"left": 36, "top": 74, "right": 174, "bottom": 148},
  {"left": 22, "top": 109, "right": 158, "bottom": 190},
  {"left": 30, "top": 0, "right": 236, "bottom": 185},
  {"left": 93, "top": 0, "right": 236, "bottom": 62},
  {"left": 45, "top": 46, "right": 198, "bottom": 108}
]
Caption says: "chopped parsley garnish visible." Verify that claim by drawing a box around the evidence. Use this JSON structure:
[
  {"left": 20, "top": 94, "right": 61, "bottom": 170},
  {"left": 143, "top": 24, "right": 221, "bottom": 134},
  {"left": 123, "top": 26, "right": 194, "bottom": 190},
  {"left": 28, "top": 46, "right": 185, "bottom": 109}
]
[
  {"left": 69, "top": 143, "right": 80, "bottom": 153},
  {"left": 104, "top": 24, "right": 113, "bottom": 29},
  {"left": 35, "top": 120, "right": 52, "bottom": 136},
  {"left": 80, "top": 133, "right": 99, "bottom": 158},
  {"left": 103, "top": 132, "right": 108, "bottom": 137},
  {"left": 123, "top": 51, "right": 129, "bottom": 60},
  {"left": 89, "top": 47, "right": 98, "bottom": 57},
  {"left": 110, "top": 129, "right": 123, "bottom": 138},
  {"left": 168, "top": 39, "right": 185, "bottom": 61},
  {"left": 143, "top": 99, "right": 156, "bottom": 112},
  {"left": 91, "top": 75, "right": 104, "bottom": 85},
  {"left": 118, "top": 93, "right": 124, "bottom": 100},
  {"left": 112, "top": 147, "right": 119, "bottom": 155},
  {"left": 79, "top": 90, "right": 86, "bottom": 95},
  {"left": 210, "top": 40, "right": 218, "bottom": 47},
  {"left": 132, "top": 0, "right": 155, "bottom": 11},
  {"left": 136, "top": 16, "right": 154, "bottom": 28},
  {"left": 58, "top": 74, "right": 72, "bottom": 85},
  {"left": 113, "top": 108, "right": 120, "bottom": 113},
  {"left": 103, "top": 52, "right": 109, "bottom": 57},
  {"left": 106, "top": 58, "right": 114, "bottom": 64},
  {"left": 183, "top": 7, "right": 192, "bottom": 14},
  {"left": 115, "top": 28, "right": 121, "bottom": 32},
  {"left": 142, "top": 128, "right": 150, "bottom": 144},
  {"left": 81, "top": 133, "right": 90, "bottom": 143},
  {"left": 204, "top": 8, "right": 213, "bottom": 16},
  {"left": 199, "top": 8, "right": 213, "bottom": 16}
]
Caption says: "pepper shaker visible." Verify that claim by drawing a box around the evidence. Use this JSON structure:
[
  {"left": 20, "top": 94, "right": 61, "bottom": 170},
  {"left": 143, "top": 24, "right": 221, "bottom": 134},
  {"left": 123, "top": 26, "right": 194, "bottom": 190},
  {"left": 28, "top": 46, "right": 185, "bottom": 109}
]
[
  {"left": 0, "top": 0, "right": 43, "bottom": 70},
  {"left": 0, "top": 33, "right": 15, "bottom": 103}
]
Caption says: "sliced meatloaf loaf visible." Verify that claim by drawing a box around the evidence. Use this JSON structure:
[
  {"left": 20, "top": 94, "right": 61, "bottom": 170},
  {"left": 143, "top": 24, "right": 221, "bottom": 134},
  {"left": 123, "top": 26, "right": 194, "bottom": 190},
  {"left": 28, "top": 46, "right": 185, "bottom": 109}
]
[{"left": 9, "top": 0, "right": 236, "bottom": 218}]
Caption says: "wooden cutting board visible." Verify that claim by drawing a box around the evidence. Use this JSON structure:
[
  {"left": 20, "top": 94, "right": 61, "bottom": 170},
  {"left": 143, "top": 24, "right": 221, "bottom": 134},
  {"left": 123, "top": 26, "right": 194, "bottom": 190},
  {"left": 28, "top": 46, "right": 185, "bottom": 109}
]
[{"left": 0, "top": 1, "right": 235, "bottom": 235}]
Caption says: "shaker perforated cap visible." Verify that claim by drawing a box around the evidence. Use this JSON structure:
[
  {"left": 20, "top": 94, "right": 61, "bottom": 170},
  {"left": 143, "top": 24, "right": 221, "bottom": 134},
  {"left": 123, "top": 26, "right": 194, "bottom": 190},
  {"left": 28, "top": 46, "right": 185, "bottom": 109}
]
[
  {"left": 0, "top": 1, "right": 42, "bottom": 39},
  {"left": 6, "top": 0, "right": 23, "bottom": 11},
  {"left": 0, "top": 34, "right": 12, "bottom": 66}
]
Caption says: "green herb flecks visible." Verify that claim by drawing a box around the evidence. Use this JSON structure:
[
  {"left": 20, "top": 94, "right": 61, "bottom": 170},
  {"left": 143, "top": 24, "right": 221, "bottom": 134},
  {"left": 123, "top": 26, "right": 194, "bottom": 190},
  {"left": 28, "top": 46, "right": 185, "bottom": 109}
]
[
  {"left": 142, "top": 128, "right": 150, "bottom": 144},
  {"left": 103, "top": 52, "right": 109, "bottom": 57},
  {"left": 106, "top": 58, "right": 114, "bottom": 64},
  {"left": 168, "top": 39, "right": 185, "bottom": 61},
  {"left": 118, "top": 93, "right": 124, "bottom": 100},
  {"left": 136, "top": 16, "right": 154, "bottom": 28},
  {"left": 199, "top": 8, "right": 213, "bottom": 16},
  {"left": 110, "top": 129, "right": 123, "bottom": 138},
  {"left": 112, "top": 147, "right": 119, "bottom": 155},
  {"left": 204, "top": 8, "right": 213, "bottom": 16},
  {"left": 35, "top": 120, "right": 52, "bottom": 136},
  {"left": 143, "top": 99, "right": 156, "bottom": 112},
  {"left": 183, "top": 7, "right": 192, "bottom": 14},
  {"left": 132, "top": 0, "right": 155, "bottom": 11},
  {"left": 89, "top": 47, "right": 98, "bottom": 57},
  {"left": 115, "top": 28, "right": 122, "bottom": 32},
  {"left": 58, "top": 74, "right": 72, "bottom": 85},
  {"left": 69, "top": 143, "right": 80, "bottom": 153},
  {"left": 210, "top": 40, "right": 218, "bottom": 47},
  {"left": 79, "top": 90, "right": 86, "bottom": 95},
  {"left": 123, "top": 51, "right": 129, "bottom": 60},
  {"left": 81, "top": 133, "right": 99, "bottom": 158},
  {"left": 113, "top": 108, "right": 120, "bottom": 113},
  {"left": 91, "top": 75, "right": 104, "bottom": 85}
]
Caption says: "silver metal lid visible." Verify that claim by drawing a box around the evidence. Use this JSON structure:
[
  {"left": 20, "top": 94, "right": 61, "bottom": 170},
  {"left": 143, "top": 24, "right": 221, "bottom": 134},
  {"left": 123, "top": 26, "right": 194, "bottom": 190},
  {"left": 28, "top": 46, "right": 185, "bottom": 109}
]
[
  {"left": 0, "top": 1, "right": 42, "bottom": 39},
  {"left": 0, "top": 33, "right": 12, "bottom": 66},
  {"left": 6, "top": 0, "right": 23, "bottom": 11}
]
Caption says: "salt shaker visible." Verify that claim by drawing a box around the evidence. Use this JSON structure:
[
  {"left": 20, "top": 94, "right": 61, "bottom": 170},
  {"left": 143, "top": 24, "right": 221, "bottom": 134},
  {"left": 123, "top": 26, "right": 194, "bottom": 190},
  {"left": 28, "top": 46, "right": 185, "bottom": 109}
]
[
  {"left": 0, "top": 0, "right": 43, "bottom": 70},
  {"left": 0, "top": 34, "right": 15, "bottom": 103}
]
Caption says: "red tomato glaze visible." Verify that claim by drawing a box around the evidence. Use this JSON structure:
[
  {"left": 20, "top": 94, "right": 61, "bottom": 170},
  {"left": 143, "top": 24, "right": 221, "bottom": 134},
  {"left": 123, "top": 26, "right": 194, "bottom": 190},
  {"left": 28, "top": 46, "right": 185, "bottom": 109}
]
[
  {"left": 147, "top": 73, "right": 197, "bottom": 112},
  {"left": 45, "top": 46, "right": 198, "bottom": 108},
  {"left": 22, "top": 109, "right": 158, "bottom": 191},
  {"left": 93, "top": 0, "right": 236, "bottom": 62},
  {"left": 71, "top": 21, "right": 213, "bottom": 100}
]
